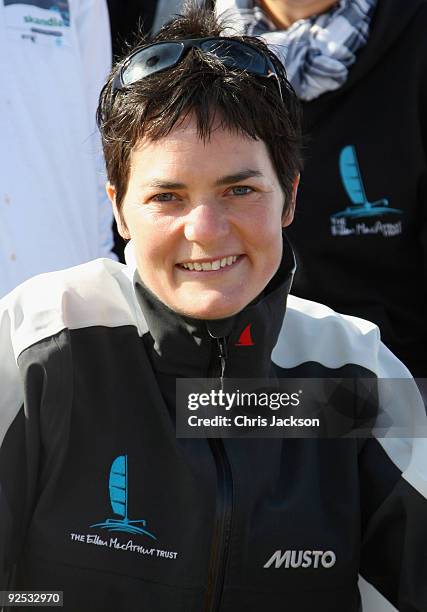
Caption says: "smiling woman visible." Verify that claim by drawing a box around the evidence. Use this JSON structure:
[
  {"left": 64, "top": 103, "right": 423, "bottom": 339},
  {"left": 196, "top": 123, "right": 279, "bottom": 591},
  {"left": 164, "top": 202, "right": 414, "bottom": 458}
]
[
  {"left": 1, "top": 2, "right": 427, "bottom": 612},
  {"left": 108, "top": 115, "right": 294, "bottom": 319},
  {"left": 98, "top": 6, "right": 302, "bottom": 320}
]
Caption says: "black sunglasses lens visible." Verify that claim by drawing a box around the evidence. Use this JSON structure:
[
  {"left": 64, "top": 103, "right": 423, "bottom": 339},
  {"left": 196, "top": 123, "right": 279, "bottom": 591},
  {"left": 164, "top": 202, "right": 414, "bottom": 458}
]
[
  {"left": 200, "top": 40, "right": 267, "bottom": 74},
  {"left": 122, "top": 43, "right": 184, "bottom": 85}
]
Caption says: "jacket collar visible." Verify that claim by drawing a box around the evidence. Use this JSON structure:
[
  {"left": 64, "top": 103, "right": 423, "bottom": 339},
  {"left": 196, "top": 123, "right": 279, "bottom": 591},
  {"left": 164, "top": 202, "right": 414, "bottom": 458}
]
[{"left": 125, "top": 233, "right": 295, "bottom": 380}]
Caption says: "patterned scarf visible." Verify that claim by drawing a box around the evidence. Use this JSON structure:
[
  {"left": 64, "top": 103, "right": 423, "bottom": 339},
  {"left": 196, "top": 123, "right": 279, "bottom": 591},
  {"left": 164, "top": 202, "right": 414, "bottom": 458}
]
[{"left": 216, "top": 0, "right": 377, "bottom": 100}]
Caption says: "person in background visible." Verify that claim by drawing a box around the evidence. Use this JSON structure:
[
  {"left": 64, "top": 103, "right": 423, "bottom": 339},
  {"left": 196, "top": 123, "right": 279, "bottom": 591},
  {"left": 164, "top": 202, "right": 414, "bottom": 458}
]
[
  {"left": 214, "top": 0, "right": 427, "bottom": 381},
  {"left": 0, "top": 0, "right": 116, "bottom": 298}
]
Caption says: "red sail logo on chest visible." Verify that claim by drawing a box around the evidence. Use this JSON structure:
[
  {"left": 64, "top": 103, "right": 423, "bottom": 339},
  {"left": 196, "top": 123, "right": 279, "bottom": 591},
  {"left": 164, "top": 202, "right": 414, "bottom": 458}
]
[{"left": 235, "top": 324, "right": 255, "bottom": 347}]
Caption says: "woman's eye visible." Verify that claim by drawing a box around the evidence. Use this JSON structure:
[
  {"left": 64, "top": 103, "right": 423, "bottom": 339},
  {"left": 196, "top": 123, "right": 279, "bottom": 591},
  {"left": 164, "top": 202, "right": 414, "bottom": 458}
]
[
  {"left": 151, "top": 193, "right": 178, "bottom": 202},
  {"left": 229, "top": 186, "right": 253, "bottom": 196}
]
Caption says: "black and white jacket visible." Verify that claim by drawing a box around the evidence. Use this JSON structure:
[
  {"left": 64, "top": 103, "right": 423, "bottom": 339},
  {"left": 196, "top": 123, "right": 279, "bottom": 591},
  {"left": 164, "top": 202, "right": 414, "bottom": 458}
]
[{"left": 0, "top": 239, "right": 426, "bottom": 611}]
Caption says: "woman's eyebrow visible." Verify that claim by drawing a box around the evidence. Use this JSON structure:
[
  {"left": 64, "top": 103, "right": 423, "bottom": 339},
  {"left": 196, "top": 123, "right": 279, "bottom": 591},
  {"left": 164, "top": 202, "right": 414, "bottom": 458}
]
[
  {"left": 142, "top": 169, "right": 264, "bottom": 191},
  {"left": 215, "top": 169, "right": 264, "bottom": 186},
  {"left": 144, "top": 180, "right": 186, "bottom": 190}
]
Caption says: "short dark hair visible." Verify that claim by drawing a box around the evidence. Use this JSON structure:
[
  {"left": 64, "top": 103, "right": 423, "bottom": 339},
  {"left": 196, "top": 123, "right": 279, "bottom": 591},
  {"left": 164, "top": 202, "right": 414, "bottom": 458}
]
[{"left": 97, "top": 2, "right": 303, "bottom": 213}]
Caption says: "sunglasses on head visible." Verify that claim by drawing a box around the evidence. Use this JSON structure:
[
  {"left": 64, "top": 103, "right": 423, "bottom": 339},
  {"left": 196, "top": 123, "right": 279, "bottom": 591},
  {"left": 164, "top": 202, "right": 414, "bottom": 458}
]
[{"left": 112, "top": 37, "right": 284, "bottom": 102}]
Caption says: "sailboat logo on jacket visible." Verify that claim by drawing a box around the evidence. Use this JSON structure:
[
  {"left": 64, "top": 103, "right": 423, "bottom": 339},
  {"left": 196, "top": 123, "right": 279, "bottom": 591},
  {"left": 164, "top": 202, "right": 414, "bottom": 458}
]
[
  {"left": 90, "top": 455, "right": 157, "bottom": 540},
  {"left": 236, "top": 324, "right": 255, "bottom": 346},
  {"left": 332, "top": 146, "right": 402, "bottom": 219}
]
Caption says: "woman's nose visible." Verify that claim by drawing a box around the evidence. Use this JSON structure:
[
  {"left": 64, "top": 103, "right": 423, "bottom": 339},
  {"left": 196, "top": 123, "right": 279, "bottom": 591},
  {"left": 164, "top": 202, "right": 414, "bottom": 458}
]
[{"left": 183, "top": 202, "right": 229, "bottom": 244}]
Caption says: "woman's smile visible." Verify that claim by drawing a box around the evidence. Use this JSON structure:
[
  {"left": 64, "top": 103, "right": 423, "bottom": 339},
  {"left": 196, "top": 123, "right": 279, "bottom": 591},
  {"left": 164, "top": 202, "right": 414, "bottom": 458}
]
[{"left": 177, "top": 254, "right": 243, "bottom": 272}]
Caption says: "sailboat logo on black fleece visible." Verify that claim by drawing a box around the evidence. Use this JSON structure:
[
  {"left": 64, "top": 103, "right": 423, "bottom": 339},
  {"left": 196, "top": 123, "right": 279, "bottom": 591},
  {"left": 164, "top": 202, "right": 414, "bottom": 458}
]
[
  {"left": 331, "top": 145, "right": 402, "bottom": 219},
  {"left": 90, "top": 455, "right": 157, "bottom": 540}
]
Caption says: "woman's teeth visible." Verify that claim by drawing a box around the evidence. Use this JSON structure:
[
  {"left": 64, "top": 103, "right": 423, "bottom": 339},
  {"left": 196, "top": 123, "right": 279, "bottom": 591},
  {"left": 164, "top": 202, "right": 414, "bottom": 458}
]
[{"left": 181, "top": 255, "right": 238, "bottom": 271}]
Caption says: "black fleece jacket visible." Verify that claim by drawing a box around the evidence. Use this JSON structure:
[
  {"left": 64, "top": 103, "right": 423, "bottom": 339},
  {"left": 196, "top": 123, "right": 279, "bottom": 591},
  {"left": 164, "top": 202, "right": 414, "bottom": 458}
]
[{"left": 287, "top": 0, "right": 427, "bottom": 377}]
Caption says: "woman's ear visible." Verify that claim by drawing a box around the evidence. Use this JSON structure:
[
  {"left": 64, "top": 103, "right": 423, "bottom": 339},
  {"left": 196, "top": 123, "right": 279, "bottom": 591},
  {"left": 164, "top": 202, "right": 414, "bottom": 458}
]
[
  {"left": 106, "top": 182, "right": 131, "bottom": 240},
  {"left": 282, "top": 174, "right": 300, "bottom": 227}
]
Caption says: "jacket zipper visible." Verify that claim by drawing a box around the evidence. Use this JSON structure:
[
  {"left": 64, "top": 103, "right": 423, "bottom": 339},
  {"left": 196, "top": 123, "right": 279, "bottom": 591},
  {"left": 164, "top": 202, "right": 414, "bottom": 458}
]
[
  {"left": 217, "top": 337, "right": 227, "bottom": 389},
  {"left": 205, "top": 336, "right": 233, "bottom": 612}
]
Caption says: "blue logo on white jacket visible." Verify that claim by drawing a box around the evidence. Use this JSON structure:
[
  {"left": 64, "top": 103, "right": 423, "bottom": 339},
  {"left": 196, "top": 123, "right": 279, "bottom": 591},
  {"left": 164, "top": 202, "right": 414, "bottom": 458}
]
[{"left": 90, "top": 455, "right": 157, "bottom": 540}]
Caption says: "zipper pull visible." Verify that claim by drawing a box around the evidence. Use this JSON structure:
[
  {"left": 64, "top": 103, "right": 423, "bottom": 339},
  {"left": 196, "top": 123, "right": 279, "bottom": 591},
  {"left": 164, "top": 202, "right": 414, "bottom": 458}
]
[{"left": 217, "top": 337, "right": 228, "bottom": 390}]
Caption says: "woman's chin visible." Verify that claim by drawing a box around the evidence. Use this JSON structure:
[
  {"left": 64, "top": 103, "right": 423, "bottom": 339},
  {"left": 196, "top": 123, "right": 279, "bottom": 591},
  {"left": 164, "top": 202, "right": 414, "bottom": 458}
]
[{"left": 170, "top": 294, "right": 248, "bottom": 321}]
